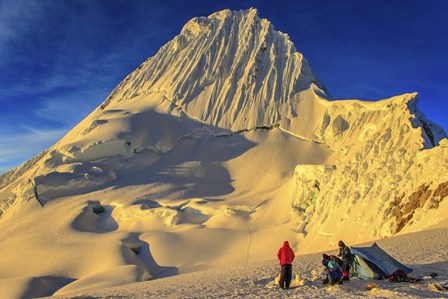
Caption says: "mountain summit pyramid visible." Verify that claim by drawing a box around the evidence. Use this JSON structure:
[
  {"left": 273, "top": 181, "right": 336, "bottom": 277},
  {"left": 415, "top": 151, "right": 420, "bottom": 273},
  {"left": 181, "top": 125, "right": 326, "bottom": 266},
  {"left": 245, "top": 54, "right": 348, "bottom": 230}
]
[
  {"left": 0, "top": 8, "right": 447, "bottom": 297},
  {"left": 100, "top": 7, "right": 329, "bottom": 132}
]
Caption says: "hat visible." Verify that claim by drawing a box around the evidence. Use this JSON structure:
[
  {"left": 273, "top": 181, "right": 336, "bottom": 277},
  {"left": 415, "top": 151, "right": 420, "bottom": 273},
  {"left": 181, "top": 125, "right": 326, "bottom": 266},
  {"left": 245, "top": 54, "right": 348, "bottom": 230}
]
[{"left": 322, "top": 253, "right": 329, "bottom": 260}]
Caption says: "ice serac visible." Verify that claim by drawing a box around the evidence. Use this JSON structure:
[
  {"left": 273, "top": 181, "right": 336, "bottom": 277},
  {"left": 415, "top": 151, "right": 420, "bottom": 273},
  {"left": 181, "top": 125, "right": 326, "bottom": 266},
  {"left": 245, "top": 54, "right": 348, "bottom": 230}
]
[
  {"left": 0, "top": 8, "right": 447, "bottom": 296},
  {"left": 101, "top": 8, "right": 329, "bottom": 132},
  {"left": 287, "top": 93, "right": 448, "bottom": 252}
]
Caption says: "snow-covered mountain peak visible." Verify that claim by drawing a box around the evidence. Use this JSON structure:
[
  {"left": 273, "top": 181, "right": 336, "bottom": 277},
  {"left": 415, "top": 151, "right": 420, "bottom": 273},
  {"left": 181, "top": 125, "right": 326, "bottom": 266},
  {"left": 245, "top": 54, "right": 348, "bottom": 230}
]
[
  {"left": 203, "top": 8, "right": 263, "bottom": 26},
  {"left": 179, "top": 8, "right": 270, "bottom": 40},
  {"left": 0, "top": 9, "right": 447, "bottom": 297},
  {"left": 101, "top": 8, "right": 328, "bottom": 132}
]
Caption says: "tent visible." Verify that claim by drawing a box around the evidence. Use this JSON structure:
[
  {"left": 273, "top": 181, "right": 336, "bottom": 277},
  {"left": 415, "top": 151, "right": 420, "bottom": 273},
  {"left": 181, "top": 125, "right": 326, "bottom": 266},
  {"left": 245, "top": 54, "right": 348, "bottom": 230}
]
[{"left": 350, "top": 243, "right": 413, "bottom": 279}]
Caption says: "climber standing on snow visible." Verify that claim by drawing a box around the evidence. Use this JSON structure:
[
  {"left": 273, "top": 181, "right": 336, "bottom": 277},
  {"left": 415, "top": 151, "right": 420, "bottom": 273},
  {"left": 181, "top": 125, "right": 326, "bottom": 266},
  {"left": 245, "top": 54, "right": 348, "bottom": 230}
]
[
  {"left": 277, "top": 241, "right": 295, "bottom": 289},
  {"left": 338, "top": 240, "right": 351, "bottom": 281}
]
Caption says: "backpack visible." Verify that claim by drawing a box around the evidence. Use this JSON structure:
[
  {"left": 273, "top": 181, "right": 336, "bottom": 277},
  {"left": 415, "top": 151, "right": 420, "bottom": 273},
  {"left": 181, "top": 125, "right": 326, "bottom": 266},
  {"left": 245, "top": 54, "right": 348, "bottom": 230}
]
[{"left": 389, "top": 269, "right": 420, "bottom": 283}]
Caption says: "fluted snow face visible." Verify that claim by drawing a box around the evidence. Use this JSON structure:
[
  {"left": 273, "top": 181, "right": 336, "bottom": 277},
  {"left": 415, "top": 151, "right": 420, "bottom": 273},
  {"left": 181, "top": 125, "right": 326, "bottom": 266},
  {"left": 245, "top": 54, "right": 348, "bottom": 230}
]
[{"left": 103, "top": 8, "right": 327, "bottom": 131}]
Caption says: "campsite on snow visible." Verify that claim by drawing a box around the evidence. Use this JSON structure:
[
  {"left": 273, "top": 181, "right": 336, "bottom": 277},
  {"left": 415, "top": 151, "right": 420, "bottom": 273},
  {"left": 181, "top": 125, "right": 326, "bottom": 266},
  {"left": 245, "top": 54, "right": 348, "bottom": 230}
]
[{"left": 0, "top": 4, "right": 447, "bottom": 299}]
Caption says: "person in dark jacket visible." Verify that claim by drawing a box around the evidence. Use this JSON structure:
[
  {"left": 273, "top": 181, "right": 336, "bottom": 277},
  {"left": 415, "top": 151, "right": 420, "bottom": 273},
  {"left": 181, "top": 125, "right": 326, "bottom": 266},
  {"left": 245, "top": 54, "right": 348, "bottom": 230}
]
[
  {"left": 338, "top": 240, "right": 351, "bottom": 281},
  {"left": 277, "top": 241, "right": 295, "bottom": 289},
  {"left": 322, "top": 253, "right": 343, "bottom": 267}
]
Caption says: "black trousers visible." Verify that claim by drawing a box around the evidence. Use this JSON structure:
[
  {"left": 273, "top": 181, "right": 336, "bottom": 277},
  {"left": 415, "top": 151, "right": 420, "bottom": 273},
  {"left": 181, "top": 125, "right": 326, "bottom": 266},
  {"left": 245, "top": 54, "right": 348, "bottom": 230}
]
[
  {"left": 279, "top": 264, "right": 292, "bottom": 289},
  {"left": 342, "top": 258, "right": 350, "bottom": 272}
]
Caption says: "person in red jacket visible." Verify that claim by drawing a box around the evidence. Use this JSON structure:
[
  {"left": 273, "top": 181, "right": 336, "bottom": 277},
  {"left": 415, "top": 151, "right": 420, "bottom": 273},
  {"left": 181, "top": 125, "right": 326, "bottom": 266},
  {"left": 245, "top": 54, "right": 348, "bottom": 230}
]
[{"left": 277, "top": 241, "right": 295, "bottom": 289}]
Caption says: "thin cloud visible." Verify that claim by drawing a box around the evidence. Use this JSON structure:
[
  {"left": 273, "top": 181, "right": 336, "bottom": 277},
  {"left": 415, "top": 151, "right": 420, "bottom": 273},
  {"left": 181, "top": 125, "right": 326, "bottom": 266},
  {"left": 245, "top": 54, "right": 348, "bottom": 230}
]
[
  {"left": 0, "top": 125, "right": 67, "bottom": 173},
  {"left": 20, "top": 124, "right": 67, "bottom": 137},
  {"left": 34, "top": 91, "right": 104, "bottom": 126}
]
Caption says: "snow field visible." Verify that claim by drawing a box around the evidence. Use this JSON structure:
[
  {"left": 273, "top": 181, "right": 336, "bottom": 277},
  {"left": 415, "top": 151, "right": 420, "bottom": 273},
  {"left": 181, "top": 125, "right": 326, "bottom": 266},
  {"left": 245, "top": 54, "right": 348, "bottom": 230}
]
[{"left": 49, "top": 227, "right": 448, "bottom": 299}]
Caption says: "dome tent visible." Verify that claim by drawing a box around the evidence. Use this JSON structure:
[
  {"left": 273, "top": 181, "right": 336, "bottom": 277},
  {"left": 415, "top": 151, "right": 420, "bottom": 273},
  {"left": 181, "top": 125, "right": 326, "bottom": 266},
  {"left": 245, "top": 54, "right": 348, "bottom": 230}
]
[{"left": 350, "top": 243, "right": 413, "bottom": 279}]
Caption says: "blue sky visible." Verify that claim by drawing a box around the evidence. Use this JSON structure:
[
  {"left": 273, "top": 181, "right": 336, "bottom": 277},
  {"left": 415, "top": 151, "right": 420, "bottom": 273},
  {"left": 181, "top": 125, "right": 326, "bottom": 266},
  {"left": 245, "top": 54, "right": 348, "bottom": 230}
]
[{"left": 0, "top": 0, "right": 447, "bottom": 173}]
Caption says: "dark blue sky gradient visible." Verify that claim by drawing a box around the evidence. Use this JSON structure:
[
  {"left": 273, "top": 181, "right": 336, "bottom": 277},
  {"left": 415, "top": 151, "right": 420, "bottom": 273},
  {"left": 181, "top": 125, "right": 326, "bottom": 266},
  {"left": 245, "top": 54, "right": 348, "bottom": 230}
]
[{"left": 0, "top": 0, "right": 447, "bottom": 173}]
